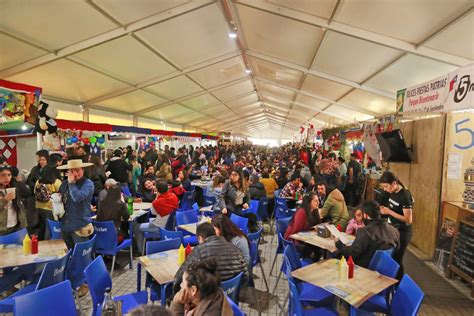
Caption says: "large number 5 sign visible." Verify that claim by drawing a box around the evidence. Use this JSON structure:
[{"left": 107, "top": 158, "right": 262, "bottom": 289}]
[{"left": 454, "top": 118, "right": 474, "bottom": 150}]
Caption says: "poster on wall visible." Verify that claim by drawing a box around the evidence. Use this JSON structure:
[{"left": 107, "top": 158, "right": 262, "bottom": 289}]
[
  {"left": 0, "top": 137, "right": 18, "bottom": 166},
  {"left": 0, "top": 79, "right": 42, "bottom": 130},
  {"left": 362, "top": 124, "right": 382, "bottom": 167},
  {"left": 397, "top": 64, "right": 473, "bottom": 114}
]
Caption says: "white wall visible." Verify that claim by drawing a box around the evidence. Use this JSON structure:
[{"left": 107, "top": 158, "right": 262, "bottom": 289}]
[{"left": 16, "top": 136, "right": 38, "bottom": 171}]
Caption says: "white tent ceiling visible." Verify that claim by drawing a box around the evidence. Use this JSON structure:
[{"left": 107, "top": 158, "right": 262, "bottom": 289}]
[{"left": 1, "top": 0, "right": 472, "bottom": 138}]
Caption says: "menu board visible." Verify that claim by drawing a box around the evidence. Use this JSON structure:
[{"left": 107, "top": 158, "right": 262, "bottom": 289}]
[{"left": 450, "top": 220, "right": 474, "bottom": 279}]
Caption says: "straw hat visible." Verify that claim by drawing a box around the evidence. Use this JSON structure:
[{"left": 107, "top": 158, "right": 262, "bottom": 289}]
[{"left": 57, "top": 159, "right": 93, "bottom": 170}]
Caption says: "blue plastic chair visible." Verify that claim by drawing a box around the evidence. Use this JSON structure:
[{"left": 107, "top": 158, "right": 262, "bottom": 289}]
[
  {"left": 0, "top": 228, "right": 27, "bottom": 244},
  {"left": 243, "top": 199, "right": 259, "bottom": 216},
  {"left": 368, "top": 248, "right": 395, "bottom": 270},
  {"left": 175, "top": 210, "right": 198, "bottom": 246},
  {"left": 230, "top": 213, "right": 249, "bottom": 234},
  {"left": 269, "top": 217, "right": 291, "bottom": 276},
  {"left": 287, "top": 276, "right": 338, "bottom": 316},
  {"left": 146, "top": 239, "right": 181, "bottom": 305},
  {"left": 92, "top": 220, "right": 133, "bottom": 276},
  {"left": 13, "top": 280, "right": 76, "bottom": 316},
  {"left": 203, "top": 194, "right": 216, "bottom": 206},
  {"left": 0, "top": 251, "right": 70, "bottom": 312},
  {"left": 220, "top": 272, "right": 243, "bottom": 304},
  {"left": 227, "top": 295, "right": 245, "bottom": 316},
  {"left": 159, "top": 227, "right": 185, "bottom": 243},
  {"left": 390, "top": 274, "right": 424, "bottom": 316},
  {"left": 84, "top": 256, "right": 148, "bottom": 316},
  {"left": 257, "top": 197, "right": 269, "bottom": 221},
  {"left": 180, "top": 191, "right": 195, "bottom": 210},
  {"left": 67, "top": 236, "right": 96, "bottom": 290},
  {"left": 47, "top": 219, "right": 62, "bottom": 240},
  {"left": 350, "top": 252, "right": 400, "bottom": 315},
  {"left": 247, "top": 228, "right": 269, "bottom": 293}
]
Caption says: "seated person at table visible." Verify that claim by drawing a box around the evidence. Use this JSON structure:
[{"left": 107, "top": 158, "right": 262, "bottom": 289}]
[
  {"left": 316, "top": 181, "right": 350, "bottom": 230},
  {"left": 170, "top": 179, "right": 185, "bottom": 202},
  {"left": 135, "top": 180, "right": 178, "bottom": 253},
  {"left": 249, "top": 175, "right": 266, "bottom": 201},
  {"left": 284, "top": 192, "right": 322, "bottom": 260},
  {"left": 345, "top": 208, "right": 365, "bottom": 236},
  {"left": 138, "top": 179, "right": 156, "bottom": 203},
  {"left": 96, "top": 184, "right": 130, "bottom": 243},
  {"left": 206, "top": 175, "right": 225, "bottom": 199},
  {"left": 177, "top": 169, "right": 192, "bottom": 191},
  {"left": 335, "top": 200, "right": 400, "bottom": 268},
  {"left": 279, "top": 173, "right": 304, "bottom": 199},
  {"left": 97, "top": 178, "right": 122, "bottom": 206},
  {"left": 171, "top": 258, "right": 232, "bottom": 315},
  {"left": 173, "top": 223, "right": 248, "bottom": 295}
]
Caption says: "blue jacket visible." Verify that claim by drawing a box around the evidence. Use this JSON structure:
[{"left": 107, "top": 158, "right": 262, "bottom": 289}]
[{"left": 60, "top": 177, "right": 94, "bottom": 233}]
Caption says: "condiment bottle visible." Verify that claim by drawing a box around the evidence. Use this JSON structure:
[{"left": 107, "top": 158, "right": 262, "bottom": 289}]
[
  {"left": 339, "top": 256, "right": 348, "bottom": 281},
  {"left": 185, "top": 243, "right": 192, "bottom": 258},
  {"left": 127, "top": 197, "right": 134, "bottom": 215},
  {"left": 337, "top": 224, "right": 343, "bottom": 232},
  {"left": 177, "top": 244, "right": 185, "bottom": 265},
  {"left": 347, "top": 256, "right": 354, "bottom": 279},
  {"left": 23, "top": 234, "right": 31, "bottom": 255},
  {"left": 31, "top": 235, "right": 38, "bottom": 254}
]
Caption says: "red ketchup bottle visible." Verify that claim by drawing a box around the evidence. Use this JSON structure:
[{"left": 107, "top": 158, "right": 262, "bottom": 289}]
[
  {"left": 31, "top": 235, "right": 39, "bottom": 254},
  {"left": 337, "top": 224, "right": 343, "bottom": 232},
  {"left": 185, "top": 243, "right": 192, "bottom": 258},
  {"left": 347, "top": 256, "right": 354, "bottom": 279}
]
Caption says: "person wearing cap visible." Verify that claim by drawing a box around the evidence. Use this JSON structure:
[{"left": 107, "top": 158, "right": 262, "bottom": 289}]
[
  {"left": 96, "top": 178, "right": 120, "bottom": 207},
  {"left": 57, "top": 159, "right": 94, "bottom": 249}
]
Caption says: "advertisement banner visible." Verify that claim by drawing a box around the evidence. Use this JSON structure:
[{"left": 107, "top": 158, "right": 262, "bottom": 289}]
[{"left": 397, "top": 64, "right": 473, "bottom": 114}]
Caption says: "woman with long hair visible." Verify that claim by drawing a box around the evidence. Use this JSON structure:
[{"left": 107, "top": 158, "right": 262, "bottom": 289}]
[
  {"left": 88, "top": 155, "right": 106, "bottom": 200},
  {"left": 0, "top": 166, "right": 27, "bottom": 236},
  {"left": 211, "top": 214, "right": 250, "bottom": 266},
  {"left": 129, "top": 154, "right": 141, "bottom": 196},
  {"left": 379, "top": 171, "right": 414, "bottom": 279},
  {"left": 284, "top": 191, "right": 322, "bottom": 260},
  {"left": 218, "top": 168, "right": 250, "bottom": 216},
  {"left": 34, "top": 165, "right": 62, "bottom": 240},
  {"left": 97, "top": 184, "right": 130, "bottom": 243}
]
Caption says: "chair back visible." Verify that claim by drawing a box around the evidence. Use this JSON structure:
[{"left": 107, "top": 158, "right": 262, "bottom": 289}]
[
  {"left": 84, "top": 256, "right": 112, "bottom": 314},
  {"left": 283, "top": 243, "right": 302, "bottom": 270},
  {"left": 0, "top": 228, "right": 27, "bottom": 244},
  {"left": 176, "top": 209, "right": 198, "bottom": 226},
  {"left": 373, "top": 252, "right": 400, "bottom": 279},
  {"left": 146, "top": 238, "right": 181, "bottom": 255},
  {"left": 13, "top": 280, "right": 76, "bottom": 316},
  {"left": 230, "top": 213, "right": 249, "bottom": 234},
  {"left": 257, "top": 197, "right": 269, "bottom": 221},
  {"left": 180, "top": 191, "right": 195, "bottom": 210},
  {"left": 248, "top": 228, "right": 262, "bottom": 266},
  {"left": 275, "top": 201, "right": 292, "bottom": 219},
  {"left": 67, "top": 235, "right": 96, "bottom": 289},
  {"left": 287, "top": 273, "right": 304, "bottom": 316},
  {"left": 36, "top": 251, "right": 71, "bottom": 291},
  {"left": 275, "top": 217, "right": 292, "bottom": 252},
  {"left": 391, "top": 274, "right": 425, "bottom": 316},
  {"left": 159, "top": 227, "right": 184, "bottom": 243},
  {"left": 220, "top": 272, "right": 243, "bottom": 304},
  {"left": 92, "top": 220, "right": 118, "bottom": 252},
  {"left": 368, "top": 248, "right": 395, "bottom": 270},
  {"left": 47, "top": 219, "right": 62, "bottom": 240},
  {"left": 203, "top": 194, "right": 216, "bottom": 206},
  {"left": 227, "top": 295, "right": 245, "bottom": 316}
]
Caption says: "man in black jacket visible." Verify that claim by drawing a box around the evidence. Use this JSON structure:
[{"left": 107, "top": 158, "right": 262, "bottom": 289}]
[
  {"left": 173, "top": 222, "right": 248, "bottom": 295},
  {"left": 335, "top": 200, "right": 400, "bottom": 268},
  {"left": 249, "top": 174, "right": 266, "bottom": 200},
  {"left": 106, "top": 149, "right": 131, "bottom": 187}
]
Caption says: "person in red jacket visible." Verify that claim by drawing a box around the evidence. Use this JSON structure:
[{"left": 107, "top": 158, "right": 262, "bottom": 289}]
[
  {"left": 135, "top": 180, "right": 178, "bottom": 253},
  {"left": 284, "top": 191, "right": 322, "bottom": 260}
]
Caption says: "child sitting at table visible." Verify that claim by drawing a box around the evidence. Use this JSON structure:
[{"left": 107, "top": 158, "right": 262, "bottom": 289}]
[
  {"left": 345, "top": 208, "right": 365, "bottom": 236},
  {"left": 97, "top": 184, "right": 130, "bottom": 243}
]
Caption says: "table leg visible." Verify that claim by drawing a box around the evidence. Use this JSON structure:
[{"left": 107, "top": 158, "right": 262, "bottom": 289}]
[{"left": 137, "top": 262, "right": 141, "bottom": 292}]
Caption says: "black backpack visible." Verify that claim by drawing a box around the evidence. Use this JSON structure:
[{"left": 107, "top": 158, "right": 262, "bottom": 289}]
[{"left": 35, "top": 183, "right": 52, "bottom": 202}]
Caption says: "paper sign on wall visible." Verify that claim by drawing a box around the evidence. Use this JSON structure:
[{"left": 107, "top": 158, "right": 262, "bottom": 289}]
[{"left": 447, "top": 152, "right": 463, "bottom": 179}]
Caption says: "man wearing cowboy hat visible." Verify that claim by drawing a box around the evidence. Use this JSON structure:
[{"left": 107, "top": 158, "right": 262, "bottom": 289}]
[{"left": 57, "top": 159, "right": 94, "bottom": 250}]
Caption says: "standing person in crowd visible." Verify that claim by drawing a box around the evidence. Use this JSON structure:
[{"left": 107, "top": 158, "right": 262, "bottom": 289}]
[
  {"left": 106, "top": 149, "right": 132, "bottom": 194},
  {"left": 0, "top": 165, "right": 27, "bottom": 236},
  {"left": 284, "top": 192, "right": 322, "bottom": 260},
  {"left": 318, "top": 152, "right": 339, "bottom": 187},
  {"left": 211, "top": 214, "right": 250, "bottom": 267},
  {"left": 337, "top": 156, "right": 347, "bottom": 192},
  {"left": 142, "top": 165, "right": 156, "bottom": 182},
  {"left": 171, "top": 258, "right": 232, "bottom": 315},
  {"left": 157, "top": 155, "right": 173, "bottom": 183},
  {"left": 335, "top": 200, "right": 399, "bottom": 268},
  {"left": 87, "top": 155, "right": 106, "bottom": 204},
  {"left": 27, "top": 150, "right": 49, "bottom": 193},
  {"left": 346, "top": 153, "right": 362, "bottom": 206},
  {"left": 57, "top": 159, "right": 94, "bottom": 250},
  {"left": 276, "top": 168, "right": 288, "bottom": 189},
  {"left": 260, "top": 171, "right": 279, "bottom": 219},
  {"left": 317, "top": 181, "right": 350, "bottom": 230},
  {"left": 96, "top": 184, "right": 130, "bottom": 243},
  {"left": 136, "top": 180, "right": 178, "bottom": 253},
  {"left": 171, "top": 148, "right": 186, "bottom": 177},
  {"left": 249, "top": 174, "right": 266, "bottom": 201},
  {"left": 379, "top": 171, "right": 414, "bottom": 279},
  {"left": 218, "top": 168, "right": 250, "bottom": 216},
  {"left": 34, "top": 165, "right": 62, "bottom": 240},
  {"left": 139, "top": 179, "right": 156, "bottom": 202},
  {"left": 173, "top": 223, "right": 248, "bottom": 296},
  {"left": 11, "top": 167, "right": 36, "bottom": 235},
  {"left": 130, "top": 155, "right": 142, "bottom": 196}
]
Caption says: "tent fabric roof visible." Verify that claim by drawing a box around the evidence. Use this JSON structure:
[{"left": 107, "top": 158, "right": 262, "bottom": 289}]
[{"left": 1, "top": 0, "right": 472, "bottom": 139}]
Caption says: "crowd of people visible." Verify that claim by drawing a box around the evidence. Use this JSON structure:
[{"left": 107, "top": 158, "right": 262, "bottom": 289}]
[{"left": 0, "top": 140, "right": 414, "bottom": 312}]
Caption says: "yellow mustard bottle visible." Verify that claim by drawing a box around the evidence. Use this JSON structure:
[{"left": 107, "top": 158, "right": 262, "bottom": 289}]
[
  {"left": 177, "top": 244, "right": 185, "bottom": 266},
  {"left": 23, "top": 234, "right": 31, "bottom": 255},
  {"left": 339, "top": 256, "right": 348, "bottom": 281}
]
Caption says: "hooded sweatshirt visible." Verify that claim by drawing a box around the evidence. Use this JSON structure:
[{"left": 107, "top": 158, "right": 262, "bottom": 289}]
[
  {"left": 151, "top": 191, "right": 179, "bottom": 217},
  {"left": 319, "top": 188, "right": 350, "bottom": 230}
]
